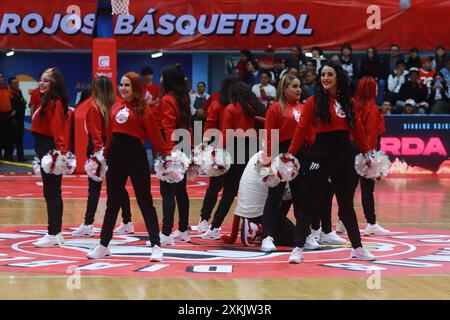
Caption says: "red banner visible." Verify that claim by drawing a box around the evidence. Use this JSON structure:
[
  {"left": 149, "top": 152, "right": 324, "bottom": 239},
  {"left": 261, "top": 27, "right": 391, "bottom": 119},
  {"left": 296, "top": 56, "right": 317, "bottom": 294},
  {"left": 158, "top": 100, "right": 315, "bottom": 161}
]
[{"left": 1, "top": 0, "right": 449, "bottom": 51}]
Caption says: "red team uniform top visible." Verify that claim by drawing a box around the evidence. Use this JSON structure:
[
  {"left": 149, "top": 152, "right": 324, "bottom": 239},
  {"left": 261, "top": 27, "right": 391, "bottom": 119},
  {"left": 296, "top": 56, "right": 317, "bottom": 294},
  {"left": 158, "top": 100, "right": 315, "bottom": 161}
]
[
  {"left": 354, "top": 103, "right": 385, "bottom": 151},
  {"left": 31, "top": 99, "right": 67, "bottom": 153},
  {"left": 203, "top": 92, "right": 220, "bottom": 112},
  {"left": 106, "top": 99, "right": 170, "bottom": 157},
  {"left": 29, "top": 87, "right": 42, "bottom": 111},
  {"left": 204, "top": 99, "right": 226, "bottom": 132},
  {"left": 288, "top": 95, "right": 369, "bottom": 155},
  {"left": 85, "top": 103, "right": 107, "bottom": 153},
  {"left": 264, "top": 101, "right": 316, "bottom": 158},
  {"left": 221, "top": 102, "right": 257, "bottom": 146},
  {"left": 142, "top": 83, "right": 160, "bottom": 103}
]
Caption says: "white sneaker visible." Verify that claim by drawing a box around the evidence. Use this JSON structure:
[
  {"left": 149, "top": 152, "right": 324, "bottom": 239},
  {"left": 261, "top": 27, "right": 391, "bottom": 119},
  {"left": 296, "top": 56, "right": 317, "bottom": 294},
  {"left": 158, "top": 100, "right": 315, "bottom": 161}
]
[
  {"left": 319, "top": 231, "right": 347, "bottom": 245},
  {"left": 173, "top": 229, "right": 191, "bottom": 243},
  {"left": 197, "top": 219, "right": 209, "bottom": 232},
  {"left": 335, "top": 220, "right": 347, "bottom": 234},
  {"left": 115, "top": 222, "right": 134, "bottom": 234},
  {"left": 201, "top": 228, "right": 221, "bottom": 240},
  {"left": 33, "top": 233, "right": 64, "bottom": 248},
  {"left": 311, "top": 227, "right": 322, "bottom": 241},
  {"left": 350, "top": 247, "right": 376, "bottom": 261},
  {"left": 261, "top": 236, "right": 277, "bottom": 252},
  {"left": 289, "top": 247, "right": 304, "bottom": 263},
  {"left": 87, "top": 244, "right": 111, "bottom": 259},
  {"left": 364, "top": 223, "right": 390, "bottom": 236},
  {"left": 150, "top": 245, "right": 163, "bottom": 262},
  {"left": 305, "top": 234, "right": 320, "bottom": 250},
  {"left": 160, "top": 232, "right": 175, "bottom": 246},
  {"left": 72, "top": 224, "right": 95, "bottom": 237}
]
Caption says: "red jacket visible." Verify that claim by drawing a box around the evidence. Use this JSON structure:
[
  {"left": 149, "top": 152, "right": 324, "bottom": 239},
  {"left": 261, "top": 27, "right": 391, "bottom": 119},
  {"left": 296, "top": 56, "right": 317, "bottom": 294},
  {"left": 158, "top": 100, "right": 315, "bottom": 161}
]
[
  {"left": 31, "top": 99, "right": 67, "bottom": 153},
  {"left": 85, "top": 103, "right": 107, "bottom": 153},
  {"left": 356, "top": 103, "right": 385, "bottom": 150},
  {"left": 265, "top": 101, "right": 316, "bottom": 157},
  {"left": 221, "top": 102, "right": 257, "bottom": 147},
  {"left": 204, "top": 99, "right": 225, "bottom": 132},
  {"left": 203, "top": 92, "right": 220, "bottom": 112},
  {"left": 288, "top": 96, "right": 369, "bottom": 155},
  {"left": 105, "top": 99, "right": 170, "bottom": 157}
]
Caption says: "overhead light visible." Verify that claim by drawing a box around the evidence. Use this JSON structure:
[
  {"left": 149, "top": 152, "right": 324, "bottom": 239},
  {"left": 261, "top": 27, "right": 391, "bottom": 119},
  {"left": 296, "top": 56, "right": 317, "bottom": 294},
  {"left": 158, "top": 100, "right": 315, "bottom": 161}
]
[
  {"left": 6, "top": 49, "right": 14, "bottom": 57},
  {"left": 304, "top": 52, "right": 313, "bottom": 58},
  {"left": 151, "top": 51, "right": 163, "bottom": 59}
]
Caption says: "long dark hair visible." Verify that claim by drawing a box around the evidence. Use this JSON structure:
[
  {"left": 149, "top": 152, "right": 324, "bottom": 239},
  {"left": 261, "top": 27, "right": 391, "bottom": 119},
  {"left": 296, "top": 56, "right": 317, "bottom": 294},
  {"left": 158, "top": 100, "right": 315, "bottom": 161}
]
[
  {"left": 228, "top": 81, "right": 266, "bottom": 118},
  {"left": 40, "top": 68, "right": 69, "bottom": 117},
  {"left": 160, "top": 64, "right": 191, "bottom": 129},
  {"left": 219, "top": 77, "right": 239, "bottom": 107},
  {"left": 314, "top": 62, "right": 355, "bottom": 128}
]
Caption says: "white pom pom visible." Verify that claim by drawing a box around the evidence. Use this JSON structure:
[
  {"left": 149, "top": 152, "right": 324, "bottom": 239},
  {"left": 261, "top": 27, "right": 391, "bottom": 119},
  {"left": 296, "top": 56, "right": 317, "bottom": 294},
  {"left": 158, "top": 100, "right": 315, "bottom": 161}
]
[
  {"left": 192, "top": 143, "right": 214, "bottom": 173},
  {"left": 355, "top": 150, "right": 391, "bottom": 180},
  {"left": 41, "top": 150, "right": 77, "bottom": 175},
  {"left": 155, "top": 149, "right": 190, "bottom": 183},
  {"left": 354, "top": 153, "right": 369, "bottom": 177},
  {"left": 186, "top": 164, "right": 202, "bottom": 181},
  {"left": 261, "top": 167, "right": 282, "bottom": 187},
  {"left": 41, "top": 150, "right": 58, "bottom": 174},
  {"left": 271, "top": 153, "right": 300, "bottom": 182},
  {"left": 84, "top": 149, "right": 108, "bottom": 182},
  {"left": 32, "top": 156, "right": 41, "bottom": 175},
  {"left": 205, "top": 147, "right": 233, "bottom": 177}
]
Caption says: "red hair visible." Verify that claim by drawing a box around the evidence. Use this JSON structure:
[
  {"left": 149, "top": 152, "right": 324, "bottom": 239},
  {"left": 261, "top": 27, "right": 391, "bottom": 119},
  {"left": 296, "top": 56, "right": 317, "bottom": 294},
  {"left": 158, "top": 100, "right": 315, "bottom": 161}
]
[
  {"left": 354, "top": 76, "right": 377, "bottom": 109},
  {"left": 123, "top": 71, "right": 146, "bottom": 116}
]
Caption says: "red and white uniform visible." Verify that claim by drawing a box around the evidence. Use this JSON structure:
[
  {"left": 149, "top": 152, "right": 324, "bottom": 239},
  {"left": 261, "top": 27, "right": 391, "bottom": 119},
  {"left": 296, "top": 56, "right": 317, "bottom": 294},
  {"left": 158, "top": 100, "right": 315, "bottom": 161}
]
[
  {"left": 221, "top": 102, "right": 257, "bottom": 146},
  {"left": 105, "top": 99, "right": 170, "bottom": 157},
  {"left": 419, "top": 68, "right": 436, "bottom": 90},
  {"left": 204, "top": 99, "right": 225, "bottom": 132},
  {"left": 142, "top": 83, "right": 160, "bottom": 104},
  {"left": 288, "top": 96, "right": 369, "bottom": 155},
  {"left": 85, "top": 103, "right": 107, "bottom": 153},
  {"left": 31, "top": 99, "right": 67, "bottom": 153},
  {"left": 355, "top": 103, "right": 385, "bottom": 151}
]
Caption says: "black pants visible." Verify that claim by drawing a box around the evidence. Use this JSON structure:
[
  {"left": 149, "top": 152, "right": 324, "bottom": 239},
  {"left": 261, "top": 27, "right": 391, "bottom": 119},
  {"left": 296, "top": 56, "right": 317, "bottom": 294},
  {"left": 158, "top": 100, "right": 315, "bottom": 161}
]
[
  {"left": 13, "top": 112, "right": 25, "bottom": 158},
  {"left": 34, "top": 133, "right": 63, "bottom": 235},
  {"left": 360, "top": 177, "right": 376, "bottom": 224},
  {"left": 200, "top": 175, "right": 224, "bottom": 221},
  {"left": 100, "top": 133, "right": 160, "bottom": 247},
  {"left": 160, "top": 177, "right": 190, "bottom": 236},
  {"left": 293, "top": 131, "right": 362, "bottom": 249},
  {"left": 311, "top": 181, "right": 334, "bottom": 233},
  {"left": 0, "top": 112, "right": 14, "bottom": 159}
]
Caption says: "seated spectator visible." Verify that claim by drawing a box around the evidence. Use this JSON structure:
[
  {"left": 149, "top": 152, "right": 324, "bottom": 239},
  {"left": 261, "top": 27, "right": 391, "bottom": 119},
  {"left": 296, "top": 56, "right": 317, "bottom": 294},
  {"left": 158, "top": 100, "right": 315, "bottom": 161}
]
[
  {"left": 432, "top": 46, "right": 447, "bottom": 72},
  {"left": 252, "top": 70, "right": 276, "bottom": 107},
  {"left": 190, "top": 81, "right": 210, "bottom": 126},
  {"left": 236, "top": 50, "right": 254, "bottom": 79},
  {"left": 406, "top": 48, "right": 421, "bottom": 69},
  {"left": 419, "top": 56, "right": 436, "bottom": 93},
  {"left": 285, "top": 45, "right": 304, "bottom": 69},
  {"left": 141, "top": 66, "right": 160, "bottom": 107},
  {"left": 340, "top": 44, "right": 358, "bottom": 82},
  {"left": 301, "top": 70, "right": 317, "bottom": 102},
  {"left": 440, "top": 58, "right": 450, "bottom": 85},
  {"left": 242, "top": 60, "right": 260, "bottom": 86},
  {"left": 386, "top": 59, "right": 408, "bottom": 104},
  {"left": 381, "top": 100, "right": 392, "bottom": 115},
  {"left": 330, "top": 54, "right": 341, "bottom": 65},
  {"left": 403, "top": 99, "right": 417, "bottom": 114},
  {"left": 304, "top": 59, "right": 317, "bottom": 73},
  {"left": 359, "top": 47, "right": 385, "bottom": 104},
  {"left": 430, "top": 72, "right": 450, "bottom": 114},
  {"left": 280, "top": 66, "right": 300, "bottom": 81},
  {"left": 385, "top": 44, "right": 404, "bottom": 74},
  {"left": 396, "top": 68, "right": 429, "bottom": 113},
  {"left": 271, "top": 58, "right": 284, "bottom": 88},
  {"left": 310, "top": 46, "right": 327, "bottom": 72},
  {"left": 257, "top": 45, "right": 276, "bottom": 71}
]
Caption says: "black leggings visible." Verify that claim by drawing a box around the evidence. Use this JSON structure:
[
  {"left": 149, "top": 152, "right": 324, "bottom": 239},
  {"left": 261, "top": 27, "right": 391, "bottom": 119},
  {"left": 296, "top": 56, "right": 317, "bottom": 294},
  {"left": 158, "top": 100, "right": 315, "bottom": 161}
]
[
  {"left": 311, "top": 181, "right": 334, "bottom": 233},
  {"left": 293, "top": 131, "right": 362, "bottom": 249},
  {"left": 100, "top": 133, "right": 160, "bottom": 247},
  {"left": 160, "top": 177, "right": 190, "bottom": 236},
  {"left": 34, "top": 133, "right": 63, "bottom": 235},
  {"left": 200, "top": 175, "right": 224, "bottom": 221}
]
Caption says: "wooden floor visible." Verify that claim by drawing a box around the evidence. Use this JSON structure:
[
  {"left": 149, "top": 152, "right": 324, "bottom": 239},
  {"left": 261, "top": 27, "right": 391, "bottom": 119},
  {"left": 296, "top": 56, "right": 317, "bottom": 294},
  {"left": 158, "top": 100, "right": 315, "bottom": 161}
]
[{"left": 0, "top": 176, "right": 450, "bottom": 300}]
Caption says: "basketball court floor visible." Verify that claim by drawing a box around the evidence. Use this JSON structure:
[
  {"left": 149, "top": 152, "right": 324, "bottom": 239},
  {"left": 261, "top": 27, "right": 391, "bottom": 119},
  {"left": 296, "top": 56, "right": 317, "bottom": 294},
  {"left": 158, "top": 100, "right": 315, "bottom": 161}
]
[{"left": 0, "top": 173, "right": 449, "bottom": 300}]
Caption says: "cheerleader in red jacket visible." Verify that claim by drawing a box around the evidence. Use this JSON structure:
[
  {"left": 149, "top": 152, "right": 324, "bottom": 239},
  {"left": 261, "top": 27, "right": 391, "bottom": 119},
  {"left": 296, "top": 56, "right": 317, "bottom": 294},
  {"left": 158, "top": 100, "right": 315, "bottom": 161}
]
[
  {"left": 287, "top": 62, "right": 376, "bottom": 263},
  {"left": 335, "top": 76, "right": 390, "bottom": 236},
  {"left": 87, "top": 72, "right": 170, "bottom": 261},
  {"left": 196, "top": 77, "right": 239, "bottom": 232},
  {"left": 72, "top": 76, "right": 133, "bottom": 237},
  {"left": 31, "top": 68, "right": 70, "bottom": 248},
  {"left": 155, "top": 64, "right": 192, "bottom": 245},
  {"left": 202, "top": 81, "right": 266, "bottom": 240}
]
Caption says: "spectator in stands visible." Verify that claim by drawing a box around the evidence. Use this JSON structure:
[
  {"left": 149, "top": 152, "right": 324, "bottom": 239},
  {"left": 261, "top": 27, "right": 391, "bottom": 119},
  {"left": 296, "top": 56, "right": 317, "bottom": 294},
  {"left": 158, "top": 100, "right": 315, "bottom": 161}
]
[
  {"left": 280, "top": 66, "right": 300, "bottom": 81},
  {"left": 359, "top": 47, "right": 385, "bottom": 104},
  {"left": 432, "top": 46, "right": 447, "bottom": 72},
  {"left": 271, "top": 58, "right": 284, "bottom": 88},
  {"left": 190, "top": 81, "right": 210, "bottom": 129},
  {"left": 396, "top": 68, "right": 428, "bottom": 113},
  {"left": 386, "top": 59, "right": 408, "bottom": 104},
  {"left": 236, "top": 50, "right": 254, "bottom": 79},
  {"left": 406, "top": 48, "right": 421, "bottom": 69},
  {"left": 403, "top": 99, "right": 417, "bottom": 115},
  {"left": 419, "top": 56, "right": 436, "bottom": 93},
  {"left": 304, "top": 59, "right": 317, "bottom": 73},
  {"left": 310, "top": 46, "right": 326, "bottom": 72},
  {"left": 285, "top": 45, "right": 304, "bottom": 69},
  {"left": 242, "top": 60, "right": 260, "bottom": 86},
  {"left": 252, "top": 70, "right": 276, "bottom": 107},
  {"left": 440, "top": 58, "right": 450, "bottom": 85},
  {"left": 340, "top": 44, "right": 358, "bottom": 82},
  {"left": 8, "top": 76, "right": 27, "bottom": 162},
  {"left": 141, "top": 66, "right": 160, "bottom": 107},
  {"left": 301, "top": 69, "right": 317, "bottom": 102},
  {"left": 381, "top": 100, "right": 392, "bottom": 115},
  {"left": 430, "top": 72, "right": 450, "bottom": 114},
  {"left": 258, "top": 45, "right": 275, "bottom": 71},
  {"left": 0, "top": 71, "right": 14, "bottom": 161},
  {"left": 385, "top": 44, "right": 404, "bottom": 74},
  {"left": 330, "top": 54, "right": 341, "bottom": 65}
]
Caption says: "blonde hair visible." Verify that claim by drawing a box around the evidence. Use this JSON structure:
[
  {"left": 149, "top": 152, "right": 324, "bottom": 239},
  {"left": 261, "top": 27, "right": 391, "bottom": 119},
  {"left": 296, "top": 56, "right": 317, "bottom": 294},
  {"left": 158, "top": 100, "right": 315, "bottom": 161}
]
[
  {"left": 92, "top": 76, "right": 116, "bottom": 123},
  {"left": 275, "top": 74, "right": 300, "bottom": 116}
]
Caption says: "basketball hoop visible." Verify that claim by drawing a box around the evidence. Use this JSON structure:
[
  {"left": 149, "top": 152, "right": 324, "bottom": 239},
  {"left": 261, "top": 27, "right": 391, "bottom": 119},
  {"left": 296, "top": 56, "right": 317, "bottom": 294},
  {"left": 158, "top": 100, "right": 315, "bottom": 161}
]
[{"left": 111, "top": 0, "right": 130, "bottom": 15}]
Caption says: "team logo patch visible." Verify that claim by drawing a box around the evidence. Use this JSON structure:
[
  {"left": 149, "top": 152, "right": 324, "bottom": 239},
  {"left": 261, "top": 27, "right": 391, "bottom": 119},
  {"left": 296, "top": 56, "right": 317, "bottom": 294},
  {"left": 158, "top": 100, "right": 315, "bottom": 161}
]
[
  {"left": 0, "top": 225, "right": 449, "bottom": 278},
  {"left": 115, "top": 107, "right": 129, "bottom": 124},
  {"left": 334, "top": 101, "right": 346, "bottom": 118}
]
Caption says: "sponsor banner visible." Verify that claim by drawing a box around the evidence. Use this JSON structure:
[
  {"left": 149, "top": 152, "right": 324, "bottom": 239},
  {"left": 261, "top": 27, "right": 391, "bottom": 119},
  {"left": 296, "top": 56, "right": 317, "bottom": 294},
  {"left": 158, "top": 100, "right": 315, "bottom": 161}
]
[
  {"left": 0, "top": 0, "right": 449, "bottom": 50},
  {"left": 381, "top": 115, "right": 450, "bottom": 173}
]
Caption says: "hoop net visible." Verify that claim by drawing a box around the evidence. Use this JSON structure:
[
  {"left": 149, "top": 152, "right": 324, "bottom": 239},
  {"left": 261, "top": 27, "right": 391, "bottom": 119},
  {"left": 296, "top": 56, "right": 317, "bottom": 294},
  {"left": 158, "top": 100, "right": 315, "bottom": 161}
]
[{"left": 111, "top": 0, "right": 130, "bottom": 15}]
